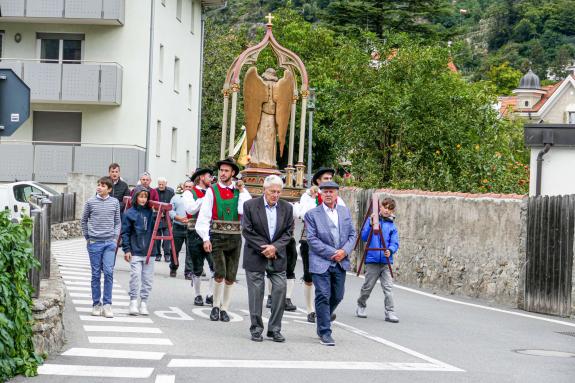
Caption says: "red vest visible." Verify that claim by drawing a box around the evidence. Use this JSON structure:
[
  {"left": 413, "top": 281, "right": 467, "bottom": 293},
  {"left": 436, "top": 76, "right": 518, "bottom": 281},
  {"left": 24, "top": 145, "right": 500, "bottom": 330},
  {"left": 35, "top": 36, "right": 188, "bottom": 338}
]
[{"left": 186, "top": 187, "right": 206, "bottom": 218}]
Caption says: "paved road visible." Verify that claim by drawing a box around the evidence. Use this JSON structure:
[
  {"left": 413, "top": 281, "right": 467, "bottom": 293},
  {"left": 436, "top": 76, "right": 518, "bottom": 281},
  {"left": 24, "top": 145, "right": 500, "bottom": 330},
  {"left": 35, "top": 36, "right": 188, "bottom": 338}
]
[{"left": 11, "top": 238, "right": 575, "bottom": 383}]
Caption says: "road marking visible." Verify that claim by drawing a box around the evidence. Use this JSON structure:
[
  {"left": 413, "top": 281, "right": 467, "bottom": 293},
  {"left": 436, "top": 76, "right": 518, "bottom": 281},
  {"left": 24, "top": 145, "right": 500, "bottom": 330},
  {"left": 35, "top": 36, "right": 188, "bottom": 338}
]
[
  {"left": 38, "top": 364, "right": 154, "bottom": 378},
  {"left": 73, "top": 299, "right": 129, "bottom": 306},
  {"left": 70, "top": 292, "right": 130, "bottom": 300},
  {"left": 155, "top": 375, "right": 176, "bottom": 383},
  {"left": 167, "top": 359, "right": 459, "bottom": 371},
  {"left": 61, "top": 271, "right": 92, "bottom": 276},
  {"left": 79, "top": 315, "right": 153, "bottom": 324},
  {"left": 63, "top": 276, "right": 92, "bottom": 281},
  {"left": 62, "top": 347, "right": 165, "bottom": 360},
  {"left": 64, "top": 281, "right": 122, "bottom": 288},
  {"left": 76, "top": 306, "right": 130, "bottom": 314},
  {"left": 83, "top": 325, "right": 163, "bottom": 334},
  {"left": 239, "top": 309, "right": 287, "bottom": 325},
  {"left": 65, "top": 286, "right": 125, "bottom": 294},
  {"left": 88, "top": 336, "right": 173, "bottom": 345},
  {"left": 59, "top": 266, "right": 92, "bottom": 271}
]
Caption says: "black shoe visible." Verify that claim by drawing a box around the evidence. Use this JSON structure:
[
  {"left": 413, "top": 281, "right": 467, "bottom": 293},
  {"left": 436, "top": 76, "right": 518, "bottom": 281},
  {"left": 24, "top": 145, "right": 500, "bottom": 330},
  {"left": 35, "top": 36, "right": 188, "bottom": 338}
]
[
  {"left": 205, "top": 295, "right": 213, "bottom": 306},
  {"left": 266, "top": 295, "right": 272, "bottom": 309},
  {"left": 220, "top": 310, "right": 230, "bottom": 322},
  {"left": 330, "top": 313, "right": 336, "bottom": 322},
  {"left": 194, "top": 295, "right": 204, "bottom": 306},
  {"left": 184, "top": 272, "right": 193, "bottom": 280},
  {"left": 284, "top": 298, "right": 297, "bottom": 312},
  {"left": 210, "top": 307, "right": 220, "bottom": 321},
  {"left": 319, "top": 334, "right": 335, "bottom": 346},
  {"left": 266, "top": 331, "right": 286, "bottom": 343},
  {"left": 155, "top": 256, "right": 162, "bottom": 262},
  {"left": 164, "top": 256, "right": 171, "bottom": 262},
  {"left": 307, "top": 312, "right": 316, "bottom": 323},
  {"left": 169, "top": 270, "right": 177, "bottom": 278},
  {"left": 251, "top": 332, "right": 263, "bottom": 342}
]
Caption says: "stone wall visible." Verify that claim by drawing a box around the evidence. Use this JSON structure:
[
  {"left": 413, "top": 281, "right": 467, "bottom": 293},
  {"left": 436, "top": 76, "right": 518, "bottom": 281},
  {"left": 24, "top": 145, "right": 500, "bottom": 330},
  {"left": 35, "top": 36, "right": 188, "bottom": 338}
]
[
  {"left": 31, "top": 258, "right": 66, "bottom": 355},
  {"left": 51, "top": 220, "right": 83, "bottom": 240},
  {"left": 65, "top": 173, "right": 101, "bottom": 220},
  {"left": 339, "top": 188, "right": 526, "bottom": 307}
]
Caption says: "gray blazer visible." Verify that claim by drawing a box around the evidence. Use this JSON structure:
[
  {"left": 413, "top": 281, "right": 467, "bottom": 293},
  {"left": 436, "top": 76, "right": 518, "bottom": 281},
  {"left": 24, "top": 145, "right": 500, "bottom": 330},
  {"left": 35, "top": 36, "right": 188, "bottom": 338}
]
[
  {"left": 304, "top": 204, "right": 357, "bottom": 274},
  {"left": 242, "top": 197, "right": 294, "bottom": 272}
]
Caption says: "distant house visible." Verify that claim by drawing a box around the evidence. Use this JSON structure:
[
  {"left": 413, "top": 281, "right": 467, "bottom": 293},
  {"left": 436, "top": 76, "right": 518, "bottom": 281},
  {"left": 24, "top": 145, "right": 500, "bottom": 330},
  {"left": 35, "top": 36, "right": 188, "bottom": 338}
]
[{"left": 499, "top": 69, "right": 575, "bottom": 196}]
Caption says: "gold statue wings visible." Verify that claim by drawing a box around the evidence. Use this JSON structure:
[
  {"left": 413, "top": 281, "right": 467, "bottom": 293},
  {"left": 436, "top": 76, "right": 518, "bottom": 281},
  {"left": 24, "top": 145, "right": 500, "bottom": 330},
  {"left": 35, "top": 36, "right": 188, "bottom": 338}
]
[{"left": 243, "top": 67, "right": 294, "bottom": 157}]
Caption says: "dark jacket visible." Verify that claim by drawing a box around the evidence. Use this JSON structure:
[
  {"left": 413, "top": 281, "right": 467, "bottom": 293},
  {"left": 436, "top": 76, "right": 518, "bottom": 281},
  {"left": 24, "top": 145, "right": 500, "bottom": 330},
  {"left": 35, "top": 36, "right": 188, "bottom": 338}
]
[
  {"left": 122, "top": 186, "right": 155, "bottom": 257},
  {"left": 242, "top": 197, "right": 294, "bottom": 272},
  {"left": 361, "top": 216, "right": 399, "bottom": 265},
  {"left": 111, "top": 179, "right": 130, "bottom": 212},
  {"left": 156, "top": 187, "right": 175, "bottom": 229}
]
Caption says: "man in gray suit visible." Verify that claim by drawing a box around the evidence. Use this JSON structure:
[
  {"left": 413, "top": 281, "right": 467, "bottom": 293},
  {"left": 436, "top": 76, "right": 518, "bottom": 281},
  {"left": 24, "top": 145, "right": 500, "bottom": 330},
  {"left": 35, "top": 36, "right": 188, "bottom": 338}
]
[
  {"left": 304, "top": 181, "right": 357, "bottom": 346},
  {"left": 242, "top": 175, "right": 294, "bottom": 342}
]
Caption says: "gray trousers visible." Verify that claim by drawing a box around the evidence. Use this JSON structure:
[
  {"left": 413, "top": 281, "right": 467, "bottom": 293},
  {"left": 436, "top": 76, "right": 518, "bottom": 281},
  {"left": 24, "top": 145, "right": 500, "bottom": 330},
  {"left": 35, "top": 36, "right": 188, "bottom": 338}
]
[
  {"left": 129, "top": 256, "right": 155, "bottom": 302},
  {"left": 357, "top": 263, "right": 395, "bottom": 312},
  {"left": 246, "top": 269, "right": 286, "bottom": 335}
]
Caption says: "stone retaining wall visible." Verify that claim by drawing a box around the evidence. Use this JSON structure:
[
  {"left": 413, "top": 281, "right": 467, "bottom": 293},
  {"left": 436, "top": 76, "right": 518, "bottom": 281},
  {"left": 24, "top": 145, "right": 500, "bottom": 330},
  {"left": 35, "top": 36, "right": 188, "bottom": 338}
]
[
  {"left": 51, "top": 220, "right": 82, "bottom": 241},
  {"left": 31, "top": 258, "right": 66, "bottom": 355},
  {"left": 339, "top": 188, "right": 526, "bottom": 307}
]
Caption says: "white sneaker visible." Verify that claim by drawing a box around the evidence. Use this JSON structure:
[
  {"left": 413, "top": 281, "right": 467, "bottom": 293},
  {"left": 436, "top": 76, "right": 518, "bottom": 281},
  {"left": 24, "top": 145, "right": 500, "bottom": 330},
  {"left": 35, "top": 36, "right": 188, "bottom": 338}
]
[
  {"left": 139, "top": 302, "right": 149, "bottom": 316},
  {"left": 356, "top": 306, "right": 367, "bottom": 318},
  {"left": 91, "top": 304, "right": 102, "bottom": 316},
  {"left": 385, "top": 311, "right": 399, "bottom": 323},
  {"left": 103, "top": 304, "right": 114, "bottom": 318},
  {"left": 129, "top": 300, "right": 139, "bottom": 316}
]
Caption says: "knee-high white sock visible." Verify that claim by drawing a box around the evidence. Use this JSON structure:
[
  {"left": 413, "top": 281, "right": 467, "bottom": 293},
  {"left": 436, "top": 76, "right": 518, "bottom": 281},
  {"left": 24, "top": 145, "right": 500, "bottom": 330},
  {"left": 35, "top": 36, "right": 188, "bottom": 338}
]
[
  {"left": 192, "top": 275, "right": 201, "bottom": 297},
  {"left": 213, "top": 280, "right": 224, "bottom": 308},
  {"left": 304, "top": 283, "right": 314, "bottom": 313},
  {"left": 221, "top": 283, "right": 234, "bottom": 311},
  {"left": 286, "top": 278, "right": 295, "bottom": 299},
  {"left": 266, "top": 277, "right": 272, "bottom": 296},
  {"left": 207, "top": 273, "right": 214, "bottom": 297}
]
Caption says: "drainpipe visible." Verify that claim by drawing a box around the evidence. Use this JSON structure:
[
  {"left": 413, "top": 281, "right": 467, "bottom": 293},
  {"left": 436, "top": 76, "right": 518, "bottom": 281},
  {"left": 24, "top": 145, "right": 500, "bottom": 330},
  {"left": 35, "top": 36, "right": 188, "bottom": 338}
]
[
  {"left": 196, "top": 1, "right": 227, "bottom": 168},
  {"left": 535, "top": 131, "right": 554, "bottom": 196},
  {"left": 145, "top": 0, "right": 156, "bottom": 172}
]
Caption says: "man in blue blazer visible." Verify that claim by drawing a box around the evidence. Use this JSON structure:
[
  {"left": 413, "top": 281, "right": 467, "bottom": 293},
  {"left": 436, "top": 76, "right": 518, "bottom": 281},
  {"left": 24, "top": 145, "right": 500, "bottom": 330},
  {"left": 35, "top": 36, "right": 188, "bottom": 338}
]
[{"left": 304, "top": 181, "right": 357, "bottom": 346}]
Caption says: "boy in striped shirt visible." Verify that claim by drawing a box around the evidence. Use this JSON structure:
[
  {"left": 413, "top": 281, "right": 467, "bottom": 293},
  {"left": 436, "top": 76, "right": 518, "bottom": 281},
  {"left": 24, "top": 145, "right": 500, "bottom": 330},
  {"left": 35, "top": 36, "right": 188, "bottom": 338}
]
[{"left": 81, "top": 176, "right": 121, "bottom": 318}]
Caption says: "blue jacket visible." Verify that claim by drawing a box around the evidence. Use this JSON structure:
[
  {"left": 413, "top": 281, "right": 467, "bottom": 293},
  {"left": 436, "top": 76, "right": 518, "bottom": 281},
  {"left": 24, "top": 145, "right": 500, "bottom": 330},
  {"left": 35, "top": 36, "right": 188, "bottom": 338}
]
[
  {"left": 121, "top": 187, "right": 155, "bottom": 257},
  {"left": 304, "top": 204, "right": 357, "bottom": 274},
  {"left": 361, "top": 216, "right": 399, "bottom": 264}
]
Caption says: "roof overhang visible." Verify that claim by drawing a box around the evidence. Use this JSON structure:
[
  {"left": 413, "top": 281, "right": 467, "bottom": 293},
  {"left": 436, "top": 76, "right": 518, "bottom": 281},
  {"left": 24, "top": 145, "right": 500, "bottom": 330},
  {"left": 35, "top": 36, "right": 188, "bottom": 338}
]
[{"left": 524, "top": 124, "right": 575, "bottom": 147}]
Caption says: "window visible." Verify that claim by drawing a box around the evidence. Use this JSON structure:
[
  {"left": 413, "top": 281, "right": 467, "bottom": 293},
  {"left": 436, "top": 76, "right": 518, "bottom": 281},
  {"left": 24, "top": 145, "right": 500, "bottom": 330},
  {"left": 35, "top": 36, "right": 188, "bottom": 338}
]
[
  {"left": 524, "top": 100, "right": 529, "bottom": 107},
  {"left": 171, "top": 128, "right": 178, "bottom": 162},
  {"left": 33, "top": 111, "right": 82, "bottom": 143},
  {"left": 37, "top": 33, "right": 84, "bottom": 64},
  {"left": 174, "top": 56, "right": 180, "bottom": 92},
  {"left": 188, "top": 84, "right": 193, "bottom": 110},
  {"left": 159, "top": 44, "right": 164, "bottom": 82},
  {"left": 176, "top": 0, "right": 182, "bottom": 21},
  {"left": 13, "top": 185, "right": 44, "bottom": 203},
  {"left": 569, "top": 112, "right": 575, "bottom": 124},
  {"left": 156, "top": 120, "right": 162, "bottom": 157}
]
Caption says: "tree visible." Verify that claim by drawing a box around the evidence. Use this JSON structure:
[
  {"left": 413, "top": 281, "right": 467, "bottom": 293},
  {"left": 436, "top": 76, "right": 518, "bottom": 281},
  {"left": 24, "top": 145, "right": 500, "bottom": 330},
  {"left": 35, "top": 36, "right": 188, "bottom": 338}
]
[{"left": 486, "top": 62, "right": 523, "bottom": 95}]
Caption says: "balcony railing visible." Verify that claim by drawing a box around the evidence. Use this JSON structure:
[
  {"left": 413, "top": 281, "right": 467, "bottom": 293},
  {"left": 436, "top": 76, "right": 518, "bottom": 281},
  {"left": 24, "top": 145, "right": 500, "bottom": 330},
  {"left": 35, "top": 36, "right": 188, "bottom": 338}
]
[
  {"left": 0, "top": 0, "right": 125, "bottom": 25},
  {"left": 0, "top": 59, "right": 122, "bottom": 105}
]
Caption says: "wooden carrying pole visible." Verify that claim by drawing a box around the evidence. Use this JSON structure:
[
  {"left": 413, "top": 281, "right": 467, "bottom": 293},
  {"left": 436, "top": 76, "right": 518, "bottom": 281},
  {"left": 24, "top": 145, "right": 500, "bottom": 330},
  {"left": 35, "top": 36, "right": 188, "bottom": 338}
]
[{"left": 356, "top": 193, "right": 394, "bottom": 278}]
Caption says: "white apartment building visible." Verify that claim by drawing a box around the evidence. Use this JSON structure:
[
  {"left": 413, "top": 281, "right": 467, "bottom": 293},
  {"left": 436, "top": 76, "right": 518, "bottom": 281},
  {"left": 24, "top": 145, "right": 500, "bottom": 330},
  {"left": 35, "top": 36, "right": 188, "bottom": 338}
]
[{"left": 0, "top": 0, "right": 224, "bottom": 186}]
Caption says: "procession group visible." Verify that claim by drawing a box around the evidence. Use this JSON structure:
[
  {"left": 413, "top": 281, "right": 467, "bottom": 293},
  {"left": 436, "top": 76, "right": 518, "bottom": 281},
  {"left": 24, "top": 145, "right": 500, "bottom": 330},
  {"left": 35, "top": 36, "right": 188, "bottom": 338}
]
[{"left": 80, "top": 159, "right": 400, "bottom": 346}]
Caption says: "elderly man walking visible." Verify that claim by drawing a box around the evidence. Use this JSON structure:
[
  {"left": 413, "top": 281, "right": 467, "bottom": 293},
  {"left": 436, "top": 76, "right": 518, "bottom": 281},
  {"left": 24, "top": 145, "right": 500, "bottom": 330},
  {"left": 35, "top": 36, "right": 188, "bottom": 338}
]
[
  {"left": 304, "top": 181, "right": 356, "bottom": 346},
  {"left": 242, "top": 175, "right": 294, "bottom": 342}
]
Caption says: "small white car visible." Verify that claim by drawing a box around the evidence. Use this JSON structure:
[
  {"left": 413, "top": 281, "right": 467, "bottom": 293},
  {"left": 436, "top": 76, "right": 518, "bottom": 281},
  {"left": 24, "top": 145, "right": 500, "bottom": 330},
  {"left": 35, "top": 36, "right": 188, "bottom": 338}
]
[{"left": 0, "top": 181, "right": 60, "bottom": 221}]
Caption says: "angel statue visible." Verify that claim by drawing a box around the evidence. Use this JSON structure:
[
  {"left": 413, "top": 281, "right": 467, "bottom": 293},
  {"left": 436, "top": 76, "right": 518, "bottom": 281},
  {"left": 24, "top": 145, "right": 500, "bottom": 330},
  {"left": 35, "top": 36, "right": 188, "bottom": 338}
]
[{"left": 243, "top": 66, "right": 294, "bottom": 169}]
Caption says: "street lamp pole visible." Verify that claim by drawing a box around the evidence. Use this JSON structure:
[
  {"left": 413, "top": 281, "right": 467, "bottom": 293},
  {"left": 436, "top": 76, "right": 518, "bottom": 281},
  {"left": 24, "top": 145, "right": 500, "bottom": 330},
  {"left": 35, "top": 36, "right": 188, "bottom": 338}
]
[{"left": 307, "top": 88, "right": 316, "bottom": 186}]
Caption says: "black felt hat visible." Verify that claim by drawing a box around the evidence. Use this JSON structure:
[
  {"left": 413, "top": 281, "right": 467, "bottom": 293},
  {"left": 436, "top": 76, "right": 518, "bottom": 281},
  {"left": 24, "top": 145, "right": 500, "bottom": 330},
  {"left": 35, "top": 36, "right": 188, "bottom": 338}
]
[
  {"left": 190, "top": 168, "right": 213, "bottom": 182},
  {"left": 216, "top": 157, "right": 240, "bottom": 176},
  {"left": 312, "top": 167, "right": 336, "bottom": 186}
]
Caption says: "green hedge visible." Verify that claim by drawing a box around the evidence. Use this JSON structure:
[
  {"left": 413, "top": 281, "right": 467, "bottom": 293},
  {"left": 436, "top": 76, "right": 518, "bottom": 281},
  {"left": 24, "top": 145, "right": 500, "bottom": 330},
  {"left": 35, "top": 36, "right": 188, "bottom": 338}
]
[{"left": 0, "top": 211, "right": 43, "bottom": 380}]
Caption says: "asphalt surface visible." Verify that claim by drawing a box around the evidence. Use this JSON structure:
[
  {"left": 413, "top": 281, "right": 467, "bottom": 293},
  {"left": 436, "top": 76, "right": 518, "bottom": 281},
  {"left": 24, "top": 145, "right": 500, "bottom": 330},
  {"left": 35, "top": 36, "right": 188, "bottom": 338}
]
[{"left": 10, "top": 237, "right": 575, "bottom": 383}]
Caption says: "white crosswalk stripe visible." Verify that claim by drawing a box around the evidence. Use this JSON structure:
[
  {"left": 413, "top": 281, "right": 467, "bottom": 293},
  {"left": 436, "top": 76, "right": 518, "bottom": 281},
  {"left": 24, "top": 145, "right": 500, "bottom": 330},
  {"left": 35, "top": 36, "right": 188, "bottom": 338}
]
[
  {"left": 88, "top": 336, "right": 173, "bottom": 345},
  {"left": 62, "top": 347, "right": 165, "bottom": 360},
  {"left": 38, "top": 364, "right": 154, "bottom": 378},
  {"left": 83, "top": 325, "right": 163, "bottom": 334}
]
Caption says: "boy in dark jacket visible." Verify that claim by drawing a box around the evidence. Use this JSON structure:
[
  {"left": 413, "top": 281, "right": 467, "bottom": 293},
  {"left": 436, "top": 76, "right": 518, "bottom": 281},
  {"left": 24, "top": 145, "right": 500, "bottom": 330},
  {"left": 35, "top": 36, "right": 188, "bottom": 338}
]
[
  {"left": 356, "top": 197, "right": 400, "bottom": 322},
  {"left": 122, "top": 186, "right": 155, "bottom": 316}
]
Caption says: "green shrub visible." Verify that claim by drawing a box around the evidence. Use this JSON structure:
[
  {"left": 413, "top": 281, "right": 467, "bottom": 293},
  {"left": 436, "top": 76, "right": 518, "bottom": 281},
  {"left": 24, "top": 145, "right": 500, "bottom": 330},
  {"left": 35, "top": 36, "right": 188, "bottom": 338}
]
[{"left": 0, "top": 211, "right": 43, "bottom": 380}]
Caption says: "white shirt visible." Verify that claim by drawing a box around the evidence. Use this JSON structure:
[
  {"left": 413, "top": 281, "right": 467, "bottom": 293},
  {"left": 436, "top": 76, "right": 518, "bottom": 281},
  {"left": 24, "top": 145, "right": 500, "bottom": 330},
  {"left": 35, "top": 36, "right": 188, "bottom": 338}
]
[
  {"left": 322, "top": 203, "right": 339, "bottom": 229},
  {"left": 195, "top": 181, "right": 252, "bottom": 241},
  {"left": 264, "top": 198, "right": 277, "bottom": 241},
  {"left": 182, "top": 187, "right": 207, "bottom": 216}
]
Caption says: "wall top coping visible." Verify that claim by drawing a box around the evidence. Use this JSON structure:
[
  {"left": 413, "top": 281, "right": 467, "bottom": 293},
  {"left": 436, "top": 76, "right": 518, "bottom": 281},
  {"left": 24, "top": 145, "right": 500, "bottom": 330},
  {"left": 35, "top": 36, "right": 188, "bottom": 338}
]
[{"left": 341, "top": 187, "right": 526, "bottom": 201}]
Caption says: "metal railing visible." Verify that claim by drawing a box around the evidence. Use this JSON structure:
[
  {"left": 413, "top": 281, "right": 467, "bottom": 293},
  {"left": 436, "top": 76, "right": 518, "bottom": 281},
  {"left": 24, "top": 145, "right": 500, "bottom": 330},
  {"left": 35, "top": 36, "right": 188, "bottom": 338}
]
[
  {"left": 0, "top": 0, "right": 125, "bottom": 24},
  {"left": 28, "top": 194, "right": 52, "bottom": 298}
]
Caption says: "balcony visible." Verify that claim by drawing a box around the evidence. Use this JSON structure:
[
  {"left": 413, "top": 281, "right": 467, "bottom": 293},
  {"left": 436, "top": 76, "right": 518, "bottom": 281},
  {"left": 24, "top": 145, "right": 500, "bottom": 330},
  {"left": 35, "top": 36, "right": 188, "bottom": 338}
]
[
  {"left": 0, "top": 59, "right": 122, "bottom": 105},
  {"left": 0, "top": 0, "right": 124, "bottom": 25}
]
